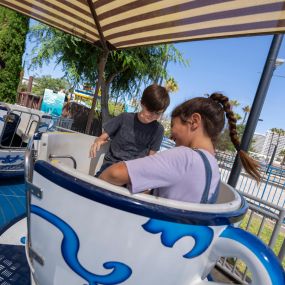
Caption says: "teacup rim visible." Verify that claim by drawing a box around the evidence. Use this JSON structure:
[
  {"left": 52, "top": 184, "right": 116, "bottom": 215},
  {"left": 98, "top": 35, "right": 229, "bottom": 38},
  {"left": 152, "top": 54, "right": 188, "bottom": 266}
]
[{"left": 33, "top": 160, "right": 248, "bottom": 226}]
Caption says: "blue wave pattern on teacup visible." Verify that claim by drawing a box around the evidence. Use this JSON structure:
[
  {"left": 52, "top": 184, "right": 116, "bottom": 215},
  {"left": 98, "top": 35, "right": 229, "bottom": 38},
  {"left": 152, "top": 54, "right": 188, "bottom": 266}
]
[
  {"left": 142, "top": 219, "right": 214, "bottom": 258},
  {"left": 0, "top": 155, "right": 24, "bottom": 164},
  {"left": 31, "top": 205, "right": 132, "bottom": 285},
  {"left": 220, "top": 226, "right": 285, "bottom": 285}
]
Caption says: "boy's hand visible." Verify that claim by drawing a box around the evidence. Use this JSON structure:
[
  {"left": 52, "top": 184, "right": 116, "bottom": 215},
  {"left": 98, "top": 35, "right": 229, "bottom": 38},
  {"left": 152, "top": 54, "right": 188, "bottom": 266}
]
[
  {"left": 89, "top": 132, "right": 109, "bottom": 158},
  {"left": 89, "top": 138, "right": 107, "bottom": 158}
]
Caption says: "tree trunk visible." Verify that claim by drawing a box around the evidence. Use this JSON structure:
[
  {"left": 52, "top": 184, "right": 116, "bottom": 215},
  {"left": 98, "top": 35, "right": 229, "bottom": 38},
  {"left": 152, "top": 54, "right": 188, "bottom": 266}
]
[
  {"left": 133, "top": 78, "right": 143, "bottom": 112},
  {"left": 85, "top": 49, "right": 109, "bottom": 134},
  {"left": 101, "top": 72, "right": 122, "bottom": 123},
  {"left": 158, "top": 57, "right": 168, "bottom": 86},
  {"left": 101, "top": 80, "right": 110, "bottom": 123}
]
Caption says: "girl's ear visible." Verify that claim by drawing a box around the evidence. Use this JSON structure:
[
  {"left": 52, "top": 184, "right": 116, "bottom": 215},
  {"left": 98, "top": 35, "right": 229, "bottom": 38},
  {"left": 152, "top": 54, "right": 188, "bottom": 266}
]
[{"left": 189, "top": 113, "right": 202, "bottom": 130}]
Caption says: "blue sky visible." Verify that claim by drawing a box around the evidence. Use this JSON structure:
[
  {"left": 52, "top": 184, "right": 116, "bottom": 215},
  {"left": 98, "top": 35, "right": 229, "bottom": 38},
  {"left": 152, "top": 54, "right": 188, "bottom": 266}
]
[{"left": 24, "top": 34, "right": 285, "bottom": 135}]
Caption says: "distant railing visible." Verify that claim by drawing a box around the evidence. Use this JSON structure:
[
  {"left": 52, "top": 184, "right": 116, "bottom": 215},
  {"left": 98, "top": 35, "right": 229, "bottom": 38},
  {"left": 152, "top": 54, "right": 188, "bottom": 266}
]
[
  {"left": 52, "top": 116, "right": 74, "bottom": 131},
  {"left": 217, "top": 192, "right": 285, "bottom": 283},
  {"left": 160, "top": 145, "right": 285, "bottom": 282},
  {"left": 215, "top": 150, "right": 285, "bottom": 283},
  {"left": 216, "top": 151, "right": 285, "bottom": 209}
]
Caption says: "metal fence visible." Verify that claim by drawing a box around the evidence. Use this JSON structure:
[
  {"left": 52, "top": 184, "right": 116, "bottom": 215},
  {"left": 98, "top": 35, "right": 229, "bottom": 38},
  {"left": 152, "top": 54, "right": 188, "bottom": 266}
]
[
  {"left": 52, "top": 117, "right": 74, "bottom": 131},
  {"left": 216, "top": 192, "right": 285, "bottom": 283},
  {"left": 216, "top": 151, "right": 285, "bottom": 209},
  {"left": 216, "top": 150, "right": 285, "bottom": 283},
  {"left": 161, "top": 145, "right": 285, "bottom": 282}
]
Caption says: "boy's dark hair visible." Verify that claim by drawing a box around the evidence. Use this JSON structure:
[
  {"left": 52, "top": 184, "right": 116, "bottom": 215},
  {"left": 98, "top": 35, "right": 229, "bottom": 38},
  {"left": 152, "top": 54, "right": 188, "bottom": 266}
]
[{"left": 141, "top": 84, "right": 170, "bottom": 112}]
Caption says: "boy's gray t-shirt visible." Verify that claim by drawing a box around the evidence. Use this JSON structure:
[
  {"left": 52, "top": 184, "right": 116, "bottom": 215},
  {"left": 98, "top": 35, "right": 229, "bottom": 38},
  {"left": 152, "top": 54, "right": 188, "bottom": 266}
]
[
  {"left": 125, "top": 146, "right": 220, "bottom": 203},
  {"left": 103, "top": 112, "right": 164, "bottom": 163}
]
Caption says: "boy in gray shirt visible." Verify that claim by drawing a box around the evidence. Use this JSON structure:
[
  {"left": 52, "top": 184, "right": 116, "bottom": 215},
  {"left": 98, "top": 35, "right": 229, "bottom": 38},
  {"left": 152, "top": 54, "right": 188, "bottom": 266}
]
[{"left": 89, "top": 84, "right": 170, "bottom": 175}]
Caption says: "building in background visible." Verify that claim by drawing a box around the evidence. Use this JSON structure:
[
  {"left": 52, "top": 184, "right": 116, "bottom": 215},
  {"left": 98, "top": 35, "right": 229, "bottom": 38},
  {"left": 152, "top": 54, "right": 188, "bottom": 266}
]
[
  {"left": 252, "top": 133, "right": 266, "bottom": 153},
  {"left": 261, "top": 130, "right": 285, "bottom": 160}
]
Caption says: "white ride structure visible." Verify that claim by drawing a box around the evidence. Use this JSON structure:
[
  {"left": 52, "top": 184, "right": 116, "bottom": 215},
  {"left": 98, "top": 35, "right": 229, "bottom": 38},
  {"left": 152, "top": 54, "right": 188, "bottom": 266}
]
[{"left": 23, "top": 132, "right": 284, "bottom": 285}]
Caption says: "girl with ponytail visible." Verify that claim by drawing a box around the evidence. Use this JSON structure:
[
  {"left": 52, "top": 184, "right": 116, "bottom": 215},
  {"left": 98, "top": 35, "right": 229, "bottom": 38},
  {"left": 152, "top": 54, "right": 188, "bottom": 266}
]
[{"left": 100, "top": 93, "right": 260, "bottom": 203}]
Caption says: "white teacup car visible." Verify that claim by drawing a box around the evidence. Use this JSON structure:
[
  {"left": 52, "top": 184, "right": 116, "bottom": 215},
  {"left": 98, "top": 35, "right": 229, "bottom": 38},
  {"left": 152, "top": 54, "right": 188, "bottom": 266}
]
[
  {"left": 0, "top": 103, "right": 52, "bottom": 178},
  {"left": 25, "top": 132, "right": 284, "bottom": 285}
]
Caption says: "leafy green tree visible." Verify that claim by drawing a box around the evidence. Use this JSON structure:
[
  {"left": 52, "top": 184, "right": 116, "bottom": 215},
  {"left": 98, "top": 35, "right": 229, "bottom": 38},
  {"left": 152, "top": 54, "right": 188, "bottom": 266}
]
[
  {"left": 28, "top": 23, "right": 188, "bottom": 132},
  {"left": 0, "top": 7, "right": 29, "bottom": 102},
  {"left": 216, "top": 124, "right": 255, "bottom": 152},
  {"left": 229, "top": 100, "right": 240, "bottom": 109},
  {"left": 216, "top": 128, "right": 236, "bottom": 152},
  {"left": 234, "top": 113, "right": 242, "bottom": 122},
  {"left": 165, "top": 77, "right": 179, "bottom": 93},
  {"left": 32, "top": 75, "right": 70, "bottom": 96},
  {"left": 160, "top": 115, "right": 171, "bottom": 138}
]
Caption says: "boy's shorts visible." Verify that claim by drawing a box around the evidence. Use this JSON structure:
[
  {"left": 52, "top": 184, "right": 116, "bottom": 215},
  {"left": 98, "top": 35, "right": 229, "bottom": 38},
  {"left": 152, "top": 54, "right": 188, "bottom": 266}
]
[{"left": 95, "top": 161, "right": 114, "bottom": 177}]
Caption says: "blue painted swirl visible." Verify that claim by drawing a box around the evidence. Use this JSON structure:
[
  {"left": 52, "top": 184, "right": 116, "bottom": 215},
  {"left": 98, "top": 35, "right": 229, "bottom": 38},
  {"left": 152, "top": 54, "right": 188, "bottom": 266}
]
[
  {"left": 31, "top": 205, "right": 132, "bottom": 285},
  {"left": 142, "top": 219, "right": 213, "bottom": 258},
  {"left": 0, "top": 155, "right": 24, "bottom": 164},
  {"left": 220, "top": 226, "right": 285, "bottom": 285}
]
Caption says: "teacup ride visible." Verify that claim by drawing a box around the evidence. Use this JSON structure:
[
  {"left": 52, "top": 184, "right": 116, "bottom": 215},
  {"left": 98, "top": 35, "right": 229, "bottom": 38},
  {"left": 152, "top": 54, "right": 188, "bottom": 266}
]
[
  {"left": 0, "top": 103, "right": 52, "bottom": 178},
  {"left": 24, "top": 131, "right": 284, "bottom": 285}
]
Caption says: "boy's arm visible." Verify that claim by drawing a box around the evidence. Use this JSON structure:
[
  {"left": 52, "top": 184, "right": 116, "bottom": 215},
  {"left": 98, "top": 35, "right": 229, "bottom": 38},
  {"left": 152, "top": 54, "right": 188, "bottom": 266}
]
[
  {"left": 99, "top": 162, "right": 130, "bottom": 185},
  {"left": 89, "top": 131, "right": 109, "bottom": 158},
  {"left": 89, "top": 114, "right": 123, "bottom": 158}
]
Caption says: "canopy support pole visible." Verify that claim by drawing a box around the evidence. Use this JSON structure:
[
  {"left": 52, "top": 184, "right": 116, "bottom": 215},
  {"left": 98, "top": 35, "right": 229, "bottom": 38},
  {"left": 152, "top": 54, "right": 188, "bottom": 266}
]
[
  {"left": 227, "top": 34, "right": 284, "bottom": 187},
  {"left": 86, "top": 0, "right": 108, "bottom": 51}
]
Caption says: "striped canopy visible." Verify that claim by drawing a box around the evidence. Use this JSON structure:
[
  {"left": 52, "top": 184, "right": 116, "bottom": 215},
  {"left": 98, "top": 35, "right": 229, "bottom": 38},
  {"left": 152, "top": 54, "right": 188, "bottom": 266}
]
[{"left": 1, "top": 0, "right": 285, "bottom": 50}]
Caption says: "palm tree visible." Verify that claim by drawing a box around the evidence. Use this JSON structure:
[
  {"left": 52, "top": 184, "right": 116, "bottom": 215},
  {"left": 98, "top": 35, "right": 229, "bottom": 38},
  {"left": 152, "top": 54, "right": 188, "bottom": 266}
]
[
  {"left": 229, "top": 100, "right": 240, "bottom": 111},
  {"left": 266, "top": 128, "right": 284, "bottom": 162},
  {"left": 280, "top": 149, "right": 285, "bottom": 165},
  {"left": 165, "top": 77, "right": 178, "bottom": 93},
  {"left": 275, "top": 128, "right": 285, "bottom": 153},
  {"left": 242, "top": 105, "right": 251, "bottom": 125},
  {"left": 234, "top": 113, "right": 242, "bottom": 122},
  {"left": 266, "top": 128, "right": 278, "bottom": 162}
]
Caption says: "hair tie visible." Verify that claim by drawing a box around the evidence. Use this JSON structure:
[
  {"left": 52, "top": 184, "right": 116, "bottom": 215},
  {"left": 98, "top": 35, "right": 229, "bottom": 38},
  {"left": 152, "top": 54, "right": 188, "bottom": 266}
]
[{"left": 209, "top": 96, "right": 223, "bottom": 110}]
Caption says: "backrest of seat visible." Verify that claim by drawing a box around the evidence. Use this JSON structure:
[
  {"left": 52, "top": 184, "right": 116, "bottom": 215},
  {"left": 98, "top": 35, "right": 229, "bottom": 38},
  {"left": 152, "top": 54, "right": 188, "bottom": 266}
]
[
  {"left": 38, "top": 132, "right": 110, "bottom": 176},
  {"left": 0, "top": 104, "right": 10, "bottom": 138},
  {"left": 216, "top": 182, "right": 237, "bottom": 204},
  {"left": 0, "top": 112, "right": 21, "bottom": 147},
  {"left": 88, "top": 142, "right": 110, "bottom": 175}
]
